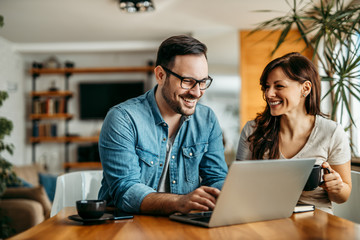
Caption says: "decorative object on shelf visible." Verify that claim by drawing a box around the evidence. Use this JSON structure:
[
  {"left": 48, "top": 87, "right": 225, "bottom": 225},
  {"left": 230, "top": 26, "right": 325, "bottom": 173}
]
[
  {"left": 43, "top": 56, "right": 61, "bottom": 69},
  {"left": 48, "top": 80, "right": 59, "bottom": 92},
  {"left": 119, "top": 0, "right": 155, "bottom": 13},
  {"left": 32, "top": 61, "right": 43, "bottom": 69},
  {"left": 64, "top": 61, "right": 75, "bottom": 69}
]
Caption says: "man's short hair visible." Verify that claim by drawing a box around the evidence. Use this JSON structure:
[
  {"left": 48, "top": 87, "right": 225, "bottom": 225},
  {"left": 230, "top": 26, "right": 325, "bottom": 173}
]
[{"left": 155, "top": 35, "right": 207, "bottom": 69}]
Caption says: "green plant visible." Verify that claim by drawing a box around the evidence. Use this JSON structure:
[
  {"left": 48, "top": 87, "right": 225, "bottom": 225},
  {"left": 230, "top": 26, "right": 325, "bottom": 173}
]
[
  {"left": 0, "top": 91, "right": 19, "bottom": 239},
  {"left": 0, "top": 15, "right": 20, "bottom": 239},
  {"left": 0, "top": 91, "right": 18, "bottom": 196},
  {"left": 252, "top": 0, "right": 360, "bottom": 154}
]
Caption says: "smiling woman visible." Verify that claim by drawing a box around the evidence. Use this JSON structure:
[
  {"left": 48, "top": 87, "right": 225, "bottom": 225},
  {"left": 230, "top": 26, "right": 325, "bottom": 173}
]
[{"left": 236, "top": 52, "right": 352, "bottom": 214}]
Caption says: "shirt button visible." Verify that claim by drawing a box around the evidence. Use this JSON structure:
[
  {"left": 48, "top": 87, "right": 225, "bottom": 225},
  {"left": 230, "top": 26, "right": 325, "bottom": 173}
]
[
  {"left": 163, "top": 123, "right": 166, "bottom": 127},
  {"left": 150, "top": 161, "right": 154, "bottom": 165},
  {"left": 189, "top": 152, "right": 193, "bottom": 156},
  {"left": 160, "top": 163, "right": 163, "bottom": 167},
  {"left": 171, "top": 155, "right": 175, "bottom": 159},
  {"left": 172, "top": 180, "right": 176, "bottom": 184},
  {"left": 163, "top": 138, "right": 166, "bottom": 141}
]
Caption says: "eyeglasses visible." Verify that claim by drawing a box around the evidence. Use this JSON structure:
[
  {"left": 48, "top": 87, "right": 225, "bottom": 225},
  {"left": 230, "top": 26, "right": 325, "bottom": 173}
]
[{"left": 161, "top": 66, "right": 212, "bottom": 90}]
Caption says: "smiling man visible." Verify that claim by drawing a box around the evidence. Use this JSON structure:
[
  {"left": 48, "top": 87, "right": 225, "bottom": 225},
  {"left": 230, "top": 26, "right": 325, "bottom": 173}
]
[{"left": 98, "top": 35, "right": 228, "bottom": 215}]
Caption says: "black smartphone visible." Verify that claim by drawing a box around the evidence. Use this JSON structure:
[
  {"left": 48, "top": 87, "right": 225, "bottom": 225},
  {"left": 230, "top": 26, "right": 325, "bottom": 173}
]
[{"left": 112, "top": 209, "right": 133, "bottom": 220}]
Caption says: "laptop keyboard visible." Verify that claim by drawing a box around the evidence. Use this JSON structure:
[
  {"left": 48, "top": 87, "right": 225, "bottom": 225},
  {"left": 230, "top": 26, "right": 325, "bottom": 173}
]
[
  {"left": 188, "top": 211, "right": 212, "bottom": 223},
  {"left": 192, "top": 216, "right": 211, "bottom": 223}
]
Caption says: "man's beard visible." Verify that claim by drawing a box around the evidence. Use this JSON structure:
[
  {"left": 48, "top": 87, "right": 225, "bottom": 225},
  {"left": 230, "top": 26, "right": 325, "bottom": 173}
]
[{"left": 161, "top": 79, "right": 200, "bottom": 116}]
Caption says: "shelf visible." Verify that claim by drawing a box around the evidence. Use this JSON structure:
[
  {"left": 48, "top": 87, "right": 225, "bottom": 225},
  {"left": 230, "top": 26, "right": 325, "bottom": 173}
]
[
  {"left": 30, "top": 136, "right": 69, "bottom": 143},
  {"left": 67, "top": 136, "right": 99, "bottom": 143},
  {"left": 29, "top": 63, "right": 153, "bottom": 171},
  {"left": 63, "top": 162, "right": 102, "bottom": 170},
  {"left": 30, "top": 113, "right": 73, "bottom": 120},
  {"left": 30, "top": 66, "right": 154, "bottom": 75},
  {"left": 30, "top": 136, "right": 99, "bottom": 143},
  {"left": 31, "top": 91, "right": 73, "bottom": 97}
]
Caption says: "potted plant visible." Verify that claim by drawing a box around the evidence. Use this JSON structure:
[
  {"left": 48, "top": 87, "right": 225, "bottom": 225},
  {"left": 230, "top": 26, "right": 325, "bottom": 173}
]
[
  {"left": 251, "top": 0, "right": 360, "bottom": 157},
  {"left": 0, "top": 90, "right": 20, "bottom": 238}
]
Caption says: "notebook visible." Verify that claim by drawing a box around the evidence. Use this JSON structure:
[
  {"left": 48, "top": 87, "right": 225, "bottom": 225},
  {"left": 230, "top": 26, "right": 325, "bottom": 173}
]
[{"left": 170, "top": 158, "right": 315, "bottom": 228}]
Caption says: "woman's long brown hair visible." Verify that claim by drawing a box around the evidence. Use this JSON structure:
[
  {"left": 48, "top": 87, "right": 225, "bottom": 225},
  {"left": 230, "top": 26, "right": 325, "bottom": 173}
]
[{"left": 248, "top": 52, "right": 324, "bottom": 160}]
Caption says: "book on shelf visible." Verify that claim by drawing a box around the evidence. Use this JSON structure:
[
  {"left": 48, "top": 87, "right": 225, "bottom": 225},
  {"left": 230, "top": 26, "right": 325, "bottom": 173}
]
[
  {"left": 50, "top": 123, "right": 57, "bottom": 137},
  {"left": 58, "top": 98, "right": 66, "bottom": 113},
  {"left": 33, "top": 123, "right": 58, "bottom": 137},
  {"left": 293, "top": 204, "right": 315, "bottom": 213},
  {"left": 33, "top": 97, "right": 67, "bottom": 114},
  {"left": 32, "top": 121, "right": 39, "bottom": 137},
  {"left": 33, "top": 100, "right": 41, "bottom": 114},
  {"left": 47, "top": 98, "right": 54, "bottom": 114}
]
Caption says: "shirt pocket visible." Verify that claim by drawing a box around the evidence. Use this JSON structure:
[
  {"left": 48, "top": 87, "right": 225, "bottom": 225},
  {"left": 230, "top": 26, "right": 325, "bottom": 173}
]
[
  {"left": 135, "top": 147, "right": 159, "bottom": 184},
  {"left": 182, "top": 143, "right": 208, "bottom": 183}
]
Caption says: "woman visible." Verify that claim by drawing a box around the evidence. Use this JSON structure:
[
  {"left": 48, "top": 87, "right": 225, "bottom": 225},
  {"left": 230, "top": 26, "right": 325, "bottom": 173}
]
[{"left": 236, "top": 52, "right": 352, "bottom": 214}]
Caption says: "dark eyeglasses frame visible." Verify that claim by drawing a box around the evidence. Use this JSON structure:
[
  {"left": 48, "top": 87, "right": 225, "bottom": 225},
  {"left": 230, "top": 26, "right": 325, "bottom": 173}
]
[{"left": 161, "top": 66, "right": 213, "bottom": 90}]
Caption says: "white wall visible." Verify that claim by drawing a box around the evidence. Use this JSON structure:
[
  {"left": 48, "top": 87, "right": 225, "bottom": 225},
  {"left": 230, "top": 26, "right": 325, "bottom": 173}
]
[{"left": 0, "top": 36, "right": 25, "bottom": 166}]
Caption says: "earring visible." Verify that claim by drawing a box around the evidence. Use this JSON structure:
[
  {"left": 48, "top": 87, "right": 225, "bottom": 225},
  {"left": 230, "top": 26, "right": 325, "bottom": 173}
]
[{"left": 303, "top": 94, "right": 306, "bottom": 97}]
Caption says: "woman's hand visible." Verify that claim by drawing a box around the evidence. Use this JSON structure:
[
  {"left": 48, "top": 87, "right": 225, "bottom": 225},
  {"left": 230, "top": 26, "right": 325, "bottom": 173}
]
[
  {"left": 320, "top": 161, "right": 352, "bottom": 203},
  {"left": 320, "top": 162, "right": 344, "bottom": 194}
]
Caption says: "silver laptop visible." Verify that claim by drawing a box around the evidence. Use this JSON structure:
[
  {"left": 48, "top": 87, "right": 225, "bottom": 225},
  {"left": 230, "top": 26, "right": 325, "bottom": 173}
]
[{"left": 170, "top": 158, "right": 315, "bottom": 228}]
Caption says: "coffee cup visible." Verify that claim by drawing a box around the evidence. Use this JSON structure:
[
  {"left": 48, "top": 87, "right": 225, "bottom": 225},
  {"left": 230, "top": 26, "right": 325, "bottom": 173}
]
[
  {"left": 303, "top": 164, "right": 330, "bottom": 191},
  {"left": 76, "top": 200, "right": 107, "bottom": 219}
]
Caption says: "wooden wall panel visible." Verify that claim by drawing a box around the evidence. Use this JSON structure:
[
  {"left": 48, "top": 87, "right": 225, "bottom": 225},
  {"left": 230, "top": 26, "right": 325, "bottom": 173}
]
[{"left": 239, "top": 30, "right": 313, "bottom": 129}]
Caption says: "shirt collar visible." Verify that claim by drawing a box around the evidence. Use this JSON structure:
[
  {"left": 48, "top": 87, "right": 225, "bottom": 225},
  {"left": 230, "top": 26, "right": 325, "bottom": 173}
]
[
  {"left": 146, "top": 85, "right": 192, "bottom": 126},
  {"left": 146, "top": 85, "right": 166, "bottom": 125}
]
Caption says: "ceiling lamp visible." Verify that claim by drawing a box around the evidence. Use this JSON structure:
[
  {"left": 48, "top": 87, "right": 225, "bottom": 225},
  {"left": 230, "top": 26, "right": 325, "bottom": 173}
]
[{"left": 119, "top": 0, "right": 155, "bottom": 13}]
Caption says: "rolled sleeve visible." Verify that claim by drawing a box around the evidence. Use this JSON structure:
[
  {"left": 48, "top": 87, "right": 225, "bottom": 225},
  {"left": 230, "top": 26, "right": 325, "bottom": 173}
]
[
  {"left": 122, "top": 183, "right": 156, "bottom": 213},
  {"left": 99, "top": 107, "right": 154, "bottom": 212}
]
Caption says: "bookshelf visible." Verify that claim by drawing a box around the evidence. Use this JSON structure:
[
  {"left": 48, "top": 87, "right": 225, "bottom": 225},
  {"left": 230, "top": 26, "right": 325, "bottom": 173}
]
[{"left": 29, "top": 62, "right": 154, "bottom": 171}]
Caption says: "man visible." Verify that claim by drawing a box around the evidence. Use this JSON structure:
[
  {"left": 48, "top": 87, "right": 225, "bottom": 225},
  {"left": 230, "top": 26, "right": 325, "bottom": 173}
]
[{"left": 98, "top": 35, "right": 228, "bottom": 215}]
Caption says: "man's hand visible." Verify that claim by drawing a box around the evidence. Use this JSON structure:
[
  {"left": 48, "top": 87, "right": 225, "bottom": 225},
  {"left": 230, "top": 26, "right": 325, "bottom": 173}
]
[
  {"left": 175, "top": 186, "right": 220, "bottom": 214},
  {"left": 140, "top": 186, "right": 220, "bottom": 215}
]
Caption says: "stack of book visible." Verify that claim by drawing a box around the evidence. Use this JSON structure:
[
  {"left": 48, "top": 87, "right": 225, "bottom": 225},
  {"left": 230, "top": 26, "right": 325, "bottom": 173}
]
[
  {"left": 33, "top": 98, "right": 66, "bottom": 114},
  {"left": 293, "top": 204, "right": 315, "bottom": 213},
  {"left": 32, "top": 122, "right": 57, "bottom": 137}
]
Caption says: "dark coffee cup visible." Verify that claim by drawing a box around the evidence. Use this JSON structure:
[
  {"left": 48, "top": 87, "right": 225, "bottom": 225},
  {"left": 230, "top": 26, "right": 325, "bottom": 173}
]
[
  {"left": 303, "top": 165, "right": 330, "bottom": 191},
  {"left": 76, "top": 200, "right": 106, "bottom": 219}
]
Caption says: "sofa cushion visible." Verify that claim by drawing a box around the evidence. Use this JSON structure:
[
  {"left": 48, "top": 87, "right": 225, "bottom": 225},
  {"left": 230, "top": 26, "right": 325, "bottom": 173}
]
[
  {"left": 2, "top": 186, "right": 51, "bottom": 219},
  {"left": 7, "top": 177, "right": 34, "bottom": 188},
  {"left": 0, "top": 199, "right": 45, "bottom": 235},
  {"left": 39, "top": 173, "right": 57, "bottom": 202},
  {"left": 12, "top": 164, "right": 45, "bottom": 187}
]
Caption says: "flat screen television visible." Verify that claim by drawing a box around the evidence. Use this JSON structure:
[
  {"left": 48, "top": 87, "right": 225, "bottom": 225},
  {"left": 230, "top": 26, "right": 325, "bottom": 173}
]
[{"left": 79, "top": 81, "right": 144, "bottom": 120}]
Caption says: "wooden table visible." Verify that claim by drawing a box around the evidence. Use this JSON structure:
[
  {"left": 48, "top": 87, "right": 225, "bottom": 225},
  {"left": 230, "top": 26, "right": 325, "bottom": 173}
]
[{"left": 9, "top": 207, "right": 360, "bottom": 240}]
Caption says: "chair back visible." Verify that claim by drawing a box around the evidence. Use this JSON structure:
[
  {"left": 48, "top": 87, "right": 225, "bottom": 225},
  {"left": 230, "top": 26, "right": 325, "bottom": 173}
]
[
  {"left": 333, "top": 171, "right": 360, "bottom": 223},
  {"left": 50, "top": 170, "right": 103, "bottom": 217}
]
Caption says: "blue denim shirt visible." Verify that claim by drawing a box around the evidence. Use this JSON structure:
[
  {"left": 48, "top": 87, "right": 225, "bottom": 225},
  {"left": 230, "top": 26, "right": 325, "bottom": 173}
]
[{"left": 98, "top": 86, "right": 228, "bottom": 213}]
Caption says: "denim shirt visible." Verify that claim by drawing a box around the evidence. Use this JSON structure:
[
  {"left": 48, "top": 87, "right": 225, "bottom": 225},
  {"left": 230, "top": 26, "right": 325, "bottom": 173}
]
[{"left": 98, "top": 86, "right": 228, "bottom": 213}]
